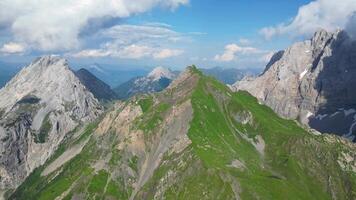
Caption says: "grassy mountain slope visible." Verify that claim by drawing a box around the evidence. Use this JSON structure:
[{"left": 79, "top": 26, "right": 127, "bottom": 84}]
[{"left": 9, "top": 67, "right": 356, "bottom": 200}]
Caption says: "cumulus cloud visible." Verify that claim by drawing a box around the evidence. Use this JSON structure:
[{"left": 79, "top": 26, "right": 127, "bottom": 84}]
[
  {"left": 0, "top": 42, "right": 25, "bottom": 54},
  {"left": 214, "top": 44, "right": 261, "bottom": 62},
  {"left": 0, "top": 0, "right": 189, "bottom": 51},
  {"left": 70, "top": 22, "right": 186, "bottom": 60},
  {"left": 260, "top": 0, "right": 356, "bottom": 39}
]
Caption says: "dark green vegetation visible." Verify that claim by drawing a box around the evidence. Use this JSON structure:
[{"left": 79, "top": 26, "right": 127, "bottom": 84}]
[
  {"left": 137, "top": 96, "right": 154, "bottom": 113},
  {"left": 10, "top": 67, "right": 356, "bottom": 200}
]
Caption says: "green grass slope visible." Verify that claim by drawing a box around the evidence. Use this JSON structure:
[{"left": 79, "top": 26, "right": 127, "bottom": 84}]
[{"left": 9, "top": 67, "right": 356, "bottom": 200}]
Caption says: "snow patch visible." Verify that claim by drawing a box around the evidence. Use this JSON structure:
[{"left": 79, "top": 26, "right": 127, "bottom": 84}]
[
  {"left": 306, "top": 111, "right": 314, "bottom": 119},
  {"left": 344, "top": 109, "right": 356, "bottom": 116},
  {"left": 299, "top": 69, "right": 308, "bottom": 80}
]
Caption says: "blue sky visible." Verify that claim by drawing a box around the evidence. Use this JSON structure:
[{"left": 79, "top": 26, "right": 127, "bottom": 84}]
[{"left": 0, "top": 0, "right": 355, "bottom": 70}]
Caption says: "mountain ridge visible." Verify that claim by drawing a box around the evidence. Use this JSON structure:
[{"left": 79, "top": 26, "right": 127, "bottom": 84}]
[
  {"left": 9, "top": 66, "right": 356, "bottom": 200},
  {"left": 75, "top": 68, "right": 117, "bottom": 102}
]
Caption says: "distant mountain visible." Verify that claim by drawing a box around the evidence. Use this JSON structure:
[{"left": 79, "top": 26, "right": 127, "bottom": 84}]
[
  {"left": 75, "top": 68, "right": 117, "bottom": 102},
  {"left": 83, "top": 63, "right": 149, "bottom": 88},
  {"left": 201, "top": 67, "right": 259, "bottom": 84},
  {"left": 114, "top": 66, "right": 177, "bottom": 99},
  {"left": 0, "top": 62, "right": 23, "bottom": 88},
  {"left": 0, "top": 55, "right": 102, "bottom": 191},
  {"left": 232, "top": 29, "right": 356, "bottom": 140},
  {"left": 11, "top": 66, "right": 356, "bottom": 200}
]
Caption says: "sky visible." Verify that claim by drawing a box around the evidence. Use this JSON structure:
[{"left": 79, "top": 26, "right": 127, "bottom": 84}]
[{"left": 0, "top": 0, "right": 356, "bottom": 70}]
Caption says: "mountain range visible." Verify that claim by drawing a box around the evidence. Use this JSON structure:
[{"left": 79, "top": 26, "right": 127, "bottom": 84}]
[
  {"left": 0, "top": 29, "right": 356, "bottom": 200},
  {"left": 83, "top": 63, "right": 149, "bottom": 88},
  {"left": 6, "top": 66, "right": 356, "bottom": 200}
]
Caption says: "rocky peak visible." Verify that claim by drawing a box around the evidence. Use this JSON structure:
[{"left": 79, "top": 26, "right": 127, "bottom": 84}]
[
  {"left": 147, "top": 66, "right": 175, "bottom": 81},
  {"left": 232, "top": 29, "right": 356, "bottom": 139},
  {"left": 0, "top": 56, "right": 102, "bottom": 190},
  {"left": 311, "top": 29, "right": 334, "bottom": 46}
]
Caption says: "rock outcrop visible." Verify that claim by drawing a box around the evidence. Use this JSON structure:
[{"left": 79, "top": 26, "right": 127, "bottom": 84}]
[
  {"left": 0, "top": 55, "right": 103, "bottom": 190},
  {"left": 232, "top": 29, "right": 356, "bottom": 140}
]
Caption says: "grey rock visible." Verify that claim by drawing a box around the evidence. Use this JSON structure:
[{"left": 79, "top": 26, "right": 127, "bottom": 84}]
[
  {"left": 232, "top": 29, "right": 356, "bottom": 139},
  {"left": 0, "top": 55, "right": 103, "bottom": 190}
]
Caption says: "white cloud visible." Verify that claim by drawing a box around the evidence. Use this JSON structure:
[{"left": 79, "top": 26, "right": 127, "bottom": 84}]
[
  {"left": 99, "top": 24, "right": 183, "bottom": 45},
  {"left": 260, "top": 0, "right": 356, "bottom": 39},
  {"left": 153, "top": 49, "right": 183, "bottom": 59},
  {"left": 71, "top": 45, "right": 183, "bottom": 60},
  {"left": 118, "top": 45, "right": 153, "bottom": 59},
  {"left": 0, "top": 0, "right": 189, "bottom": 51},
  {"left": 0, "top": 42, "right": 25, "bottom": 54},
  {"left": 214, "top": 44, "right": 261, "bottom": 62},
  {"left": 71, "top": 49, "right": 111, "bottom": 58}
]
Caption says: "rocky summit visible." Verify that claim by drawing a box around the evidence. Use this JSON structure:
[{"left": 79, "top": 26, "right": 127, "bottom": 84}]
[
  {"left": 114, "top": 67, "right": 177, "bottom": 99},
  {"left": 8, "top": 66, "right": 356, "bottom": 200},
  {"left": 232, "top": 29, "right": 356, "bottom": 140},
  {"left": 0, "top": 55, "right": 103, "bottom": 192}
]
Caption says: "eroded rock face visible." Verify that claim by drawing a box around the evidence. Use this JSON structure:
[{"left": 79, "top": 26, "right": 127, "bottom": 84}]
[
  {"left": 232, "top": 29, "right": 356, "bottom": 139},
  {"left": 0, "top": 55, "right": 103, "bottom": 190},
  {"left": 94, "top": 69, "right": 197, "bottom": 199}
]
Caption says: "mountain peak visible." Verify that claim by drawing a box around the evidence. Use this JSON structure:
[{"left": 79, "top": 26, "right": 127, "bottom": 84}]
[
  {"left": 31, "top": 55, "right": 66, "bottom": 68},
  {"left": 147, "top": 66, "right": 175, "bottom": 81}
]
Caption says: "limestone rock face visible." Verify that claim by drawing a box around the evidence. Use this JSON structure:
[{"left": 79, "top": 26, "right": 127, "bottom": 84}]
[
  {"left": 0, "top": 55, "right": 103, "bottom": 190},
  {"left": 232, "top": 29, "right": 356, "bottom": 139}
]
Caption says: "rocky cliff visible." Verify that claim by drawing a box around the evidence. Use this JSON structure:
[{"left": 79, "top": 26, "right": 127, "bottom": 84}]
[
  {"left": 0, "top": 55, "right": 103, "bottom": 191},
  {"left": 232, "top": 29, "right": 356, "bottom": 140}
]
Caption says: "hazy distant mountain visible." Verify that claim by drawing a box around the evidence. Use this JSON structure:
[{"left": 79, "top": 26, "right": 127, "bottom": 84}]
[
  {"left": 232, "top": 29, "right": 356, "bottom": 140},
  {"left": 201, "top": 67, "right": 259, "bottom": 84},
  {"left": 0, "top": 62, "right": 23, "bottom": 88},
  {"left": 114, "top": 67, "right": 177, "bottom": 99},
  {"left": 83, "top": 63, "right": 149, "bottom": 88},
  {"left": 75, "top": 68, "right": 117, "bottom": 101}
]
